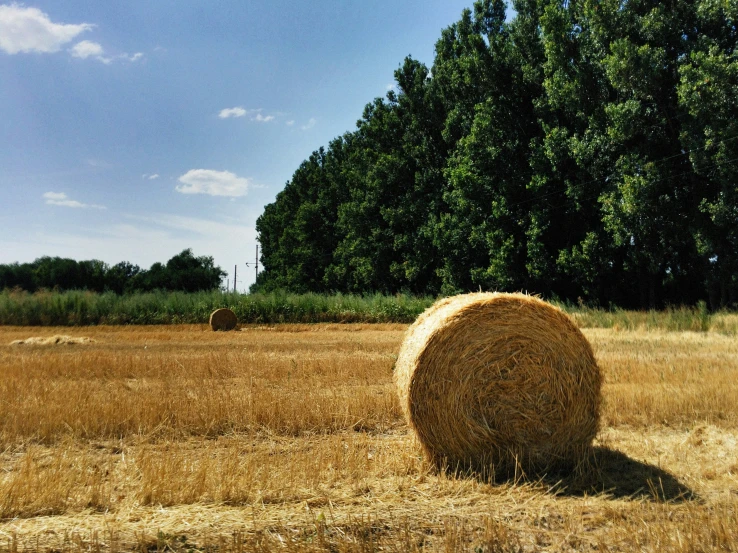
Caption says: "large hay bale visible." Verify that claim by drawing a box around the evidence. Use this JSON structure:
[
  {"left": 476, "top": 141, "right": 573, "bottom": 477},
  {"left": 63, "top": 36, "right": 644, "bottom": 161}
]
[
  {"left": 394, "top": 292, "right": 601, "bottom": 474},
  {"left": 209, "top": 308, "right": 238, "bottom": 331}
]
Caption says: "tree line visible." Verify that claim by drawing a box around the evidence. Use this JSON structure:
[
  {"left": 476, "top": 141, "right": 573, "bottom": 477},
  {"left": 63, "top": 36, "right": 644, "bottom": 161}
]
[
  {"left": 0, "top": 249, "right": 225, "bottom": 294},
  {"left": 254, "top": 0, "right": 738, "bottom": 309}
]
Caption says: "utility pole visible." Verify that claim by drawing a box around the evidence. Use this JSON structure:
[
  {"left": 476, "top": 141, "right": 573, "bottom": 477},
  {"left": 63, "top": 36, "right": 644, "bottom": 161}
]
[
  {"left": 234, "top": 265, "right": 237, "bottom": 293},
  {"left": 245, "top": 244, "right": 260, "bottom": 287}
]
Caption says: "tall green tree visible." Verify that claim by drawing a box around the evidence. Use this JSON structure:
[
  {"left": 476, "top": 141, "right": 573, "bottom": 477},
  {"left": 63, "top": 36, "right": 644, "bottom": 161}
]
[
  {"left": 325, "top": 57, "right": 447, "bottom": 294},
  {"left": 678, "top": 0, "right": 738, "bottom": 307},
  {"left": 254, "top": 0, "right": 738, "bottom": 309}
]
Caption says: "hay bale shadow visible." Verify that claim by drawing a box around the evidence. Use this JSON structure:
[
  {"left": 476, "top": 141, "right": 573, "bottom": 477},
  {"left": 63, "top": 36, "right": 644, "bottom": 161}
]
[
  {"left": 551, "top": 446, "right": 695, "bottom": 502},
  {"left": 439, "top": 446, "right": 694, "bottom": 503}
]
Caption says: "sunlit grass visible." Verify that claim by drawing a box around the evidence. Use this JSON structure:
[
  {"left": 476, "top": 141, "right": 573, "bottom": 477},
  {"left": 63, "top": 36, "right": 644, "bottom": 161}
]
[
  {"left": 0, "top": 289, "right": 435, "bottom": 325},
  {"left": 3, "top": 289, "right": 738, "bottom": 332}
]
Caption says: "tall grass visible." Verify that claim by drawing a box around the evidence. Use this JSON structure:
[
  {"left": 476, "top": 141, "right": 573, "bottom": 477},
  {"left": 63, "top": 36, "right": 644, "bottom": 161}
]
[
  {"left": 1, "top": 288, "right": 737, "bottom": 331},
  {"left": 563, "top": 301, "right": 728, "bottom": 332},
  {"left": 0, "top": 289, "right": 435, "bottom": 326}
]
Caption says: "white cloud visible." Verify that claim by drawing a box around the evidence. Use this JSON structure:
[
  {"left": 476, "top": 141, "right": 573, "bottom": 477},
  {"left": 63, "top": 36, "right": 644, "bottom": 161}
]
[
  {"left": 115, "top": 51, "right": 144, "bottom": 63},
  {"left": 128, "top": 213, "right": 251, "bottom": 239},
  {"left": 219, "top": 107, "right": 276, "bottom": 122},
  {"left": 148, "top": 173, "right": 159, "bottom": 180},
  {"left": 301, "top": 118, "right": 317, "bottom": 130},
  {"left": 247, "top": 109, "right": 275, "bottom": 123},
  {"left": 43, "top": 192, "right": 67, "bottom": 202},
  {"left": 0, "top": 4, "right": 93, "bottom": 55},
  {"left": 70, "top": 39, "right": 102, "bottom": 58},
  {"left": 176, "top": 169, "right": 250, "bottom": 197},
  {"left": 43, "top": 191, "right": 106, "bottom": 209},
  {"left": 86, "top": 158, "right": 112, "bottom": 168},
  {"left": 286, "top": 120, "right": 295, "bottom": 126},
  {"left": 386, "top": 83, "right": 395, "bottom": 91},
  {"left": 70, "top": 40, "right": 111, "bottom": 63},
  {"left": 219, "top": 106, "right": 247, "bottom": 119}
]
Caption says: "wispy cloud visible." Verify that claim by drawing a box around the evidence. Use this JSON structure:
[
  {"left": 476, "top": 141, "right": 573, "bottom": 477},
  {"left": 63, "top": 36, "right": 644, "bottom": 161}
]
[
  {"left": 176, "top": 169, "right": 250, "bottom": 197},
  {"left": 86, "top": 158, "right": 112, "bottom": 168},
  {"left": 148, "top": 173, "right": 159, "bottom": 180},
  {"left": 219, "top": 107, "right": 276, "bottom": 122},
  {"left": 43, "top": 191, "right": 106, "bottom": 209},
  {"left": 301, "top": 118, "right": 317, "bottom": 130},
  {"left": 127, "top": 213, "right": 252, "bottom": 239},
  {"left": 70, "top": 39, "right": 109, "bottom": 62},
  {"left": 70, "top": 40, "right": 146, "bottom": 64},
  {"left": 0, "top": 4, "right": 93, "bottom": 54},
  {"left": 286, "top": 120, "right": 295, "bottom": 126},
  {"left": 69, "top": 41, "right": 144, "bottom": 63},
  {"left": 219, "top": 107, "right": 247, "bottom": 119}
]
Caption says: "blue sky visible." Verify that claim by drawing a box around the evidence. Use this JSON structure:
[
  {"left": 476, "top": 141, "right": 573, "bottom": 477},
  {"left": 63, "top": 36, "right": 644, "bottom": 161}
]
[{"left": 1, "top": 1, "right": 511, "bottom": 291}]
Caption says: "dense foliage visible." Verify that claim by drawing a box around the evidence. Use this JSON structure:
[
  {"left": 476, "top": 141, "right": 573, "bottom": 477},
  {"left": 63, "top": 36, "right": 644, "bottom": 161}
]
[
  {"left": 255, "top": 0, "right": 738, "bottom": 309},
  {"left": 0, "top": 249, "right": 225, "bottom": 294}
]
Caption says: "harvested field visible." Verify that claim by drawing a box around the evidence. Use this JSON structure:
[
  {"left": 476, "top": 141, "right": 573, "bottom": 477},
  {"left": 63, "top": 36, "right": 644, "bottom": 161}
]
[{"left": 0, "top": 324, "right": 737, "bottom": 552}]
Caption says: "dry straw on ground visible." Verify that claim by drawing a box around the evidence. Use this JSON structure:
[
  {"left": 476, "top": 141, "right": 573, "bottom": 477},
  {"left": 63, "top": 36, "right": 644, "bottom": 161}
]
[
  {"left": 209, "top": 308, "right": 238, "bottom": 331},
  {"left": 0, "top": 324, "right": 737, "bottom": 551},
  {"left": 395, "top": 292, "right": 602, "bottom": 475},
  {"left": 10, "top": 335, "right": 94, "bottom": 346}
]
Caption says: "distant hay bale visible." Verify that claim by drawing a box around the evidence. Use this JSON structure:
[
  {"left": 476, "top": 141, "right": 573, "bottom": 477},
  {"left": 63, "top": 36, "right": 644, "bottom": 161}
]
[
  {"left": 394, "top": 292, "right": 602, "bottom": 475},
  {"left": 209, "top": 308, "right": 238, "bottom": 331},
  {"left": 11, "top": 335, "right": 94, "bottom": 346}
]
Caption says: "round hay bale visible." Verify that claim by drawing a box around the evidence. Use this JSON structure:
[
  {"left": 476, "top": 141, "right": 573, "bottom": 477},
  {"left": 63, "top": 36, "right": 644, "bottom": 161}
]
[
  {"left": 394, "top": 292, "right": 601, "bottom": 474},
  {"left": 209, "top": 308, "right": 238, "bottom": 331}
]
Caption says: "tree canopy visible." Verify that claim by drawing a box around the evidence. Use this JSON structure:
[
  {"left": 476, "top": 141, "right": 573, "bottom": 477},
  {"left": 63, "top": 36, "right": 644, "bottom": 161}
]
[
  {"left": 254, "top": 0, "right": 738, "bottom": 309},
  {"left": 0, "top": 249, "right": 226, "bottom": 294}
]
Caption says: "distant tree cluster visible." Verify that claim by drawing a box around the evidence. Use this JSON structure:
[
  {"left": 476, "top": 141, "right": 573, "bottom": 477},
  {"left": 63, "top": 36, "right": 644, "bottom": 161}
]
[
  {"left": 0, "top": 249, "right": 226, "bottom": 294},
  {"left": 255, "top": 0, "right": 738, "bottom": 309}
]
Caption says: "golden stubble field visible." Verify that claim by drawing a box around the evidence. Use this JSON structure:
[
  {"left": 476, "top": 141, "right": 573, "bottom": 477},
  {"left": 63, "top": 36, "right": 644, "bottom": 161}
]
[{"left": 0, "top": 323, "right": 737, "bottom": 552}]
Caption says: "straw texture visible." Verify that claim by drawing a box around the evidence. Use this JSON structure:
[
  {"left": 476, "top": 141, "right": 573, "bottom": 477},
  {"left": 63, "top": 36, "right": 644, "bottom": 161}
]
[
  {"left": 209, "top": 308, "right": 238, "bottom": 331},
  {"left": 394, "top": 292, "right": 601, "bottom": 474},
  {"left": 10, "top": 335, "right": 94, "bottom": 346}
]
